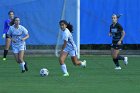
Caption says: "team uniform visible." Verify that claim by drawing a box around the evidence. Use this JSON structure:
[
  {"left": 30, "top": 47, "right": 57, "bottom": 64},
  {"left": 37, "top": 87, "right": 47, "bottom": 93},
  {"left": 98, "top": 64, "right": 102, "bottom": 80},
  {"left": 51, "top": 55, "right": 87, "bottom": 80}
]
[
  {"left": 110, "top": 22, "right": 123, "bottom": 50},
  {"left": 60, "top": 28, "right": 86, "bottom": 76},
  {"left": 7, "top": 25, "right": 28, "bottom": 53},
  {"left": 3, "top": 19, "right": 12, "bottom": 38},
  {"left": 110, "top": 22, "right": 128, "bottom": 70},
  {"left": 62, "top": 28, "right": 77, "bottom": 56},
  {"left": 2, "top": 19, "right": 12, "bottom": 60}
]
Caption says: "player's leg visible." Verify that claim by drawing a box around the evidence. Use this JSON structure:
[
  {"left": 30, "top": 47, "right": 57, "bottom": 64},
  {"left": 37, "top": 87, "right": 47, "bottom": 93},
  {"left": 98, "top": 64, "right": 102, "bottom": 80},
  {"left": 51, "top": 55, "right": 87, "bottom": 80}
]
[
  {"left": 19, "top": 50, "right": 27, "bottom": 73},
  {"left": 71, "top": 56, "right": 86, "bottom": 68},
  {"left": 111, "top": 48, "right": 121, "bottom": 69},
  {"left": 70, "top": 50, "right": 86, "bottom": 67},
  {"left": 3, "top": 38, "right": 11, "bottom": 60},
  {"left": 59, "top": 51, "right": 69, "bottom": 76},
  {"left": 20, "top": 45, "right": 28, "bottom": 72},
  {"left": 13, "top": 48, "right": 25, "bottom": 73},
  {"left": 117, "top": 54, "right": 128, "bottom": 65},
  {"left": 13, "top": 53, "right": 19, "bottom": 63},
  {"left": 116, "top": 45, "right": 128, "bottom": 65}
]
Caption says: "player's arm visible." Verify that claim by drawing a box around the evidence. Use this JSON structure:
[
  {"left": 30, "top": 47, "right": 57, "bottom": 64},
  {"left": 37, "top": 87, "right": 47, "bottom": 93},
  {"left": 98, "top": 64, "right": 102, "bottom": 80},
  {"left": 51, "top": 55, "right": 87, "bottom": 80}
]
[
  {"left": 61, "top": 33, "right": 68, "bottom": 51},
  {"left": 22, "top": 34, "right": 29, "bottom": 41},
  {"left": 109, "top": 26, "right": 112, "bottom": 37},
  {"left": 118, "top": 25, "right": 125, "bottom": 45},
  {"left": 21, "top": 26, "right": 29, "bottom": 41},
  {"left": 61, "top": 40, "right": 67, "bottom": 51},
  {"left": 118, "top": 30, "right": 125, "bottom": 43},
  {"left": 2, "top": 21, "right": 8, "bottom": 38}
]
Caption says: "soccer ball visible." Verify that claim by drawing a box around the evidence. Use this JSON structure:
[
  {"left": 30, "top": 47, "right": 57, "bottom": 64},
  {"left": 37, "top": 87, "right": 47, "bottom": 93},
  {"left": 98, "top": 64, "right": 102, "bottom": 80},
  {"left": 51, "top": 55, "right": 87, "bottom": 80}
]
[{"left": 40, "top": 68, "right": 49, "bottom": 77}]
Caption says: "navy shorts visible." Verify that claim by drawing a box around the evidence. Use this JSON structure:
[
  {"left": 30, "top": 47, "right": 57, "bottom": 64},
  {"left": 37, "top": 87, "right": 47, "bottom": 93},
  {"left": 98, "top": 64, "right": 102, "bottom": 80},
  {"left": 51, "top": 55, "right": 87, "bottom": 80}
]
[
  {"left": 111, "top": 44, "right": 123, "bottom": 50},
  {"left": 111, "top": 41, "right": 123, "bottom": 50},
  {"left": 6, "top": 34, "right": 10, "bottom": 38}
]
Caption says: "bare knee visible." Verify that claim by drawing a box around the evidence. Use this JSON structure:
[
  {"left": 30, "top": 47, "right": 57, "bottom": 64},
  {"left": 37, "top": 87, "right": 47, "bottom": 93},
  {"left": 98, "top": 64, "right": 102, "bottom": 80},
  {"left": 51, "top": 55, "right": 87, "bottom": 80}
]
[
  {"left": 5, "top": 40, "right": 11, "bottom": 50},
  {"left": 59, "top": 57, "right": 65, "bottom": 65},
  {"left": 18, "top": 58, "right": 24, "bottom": 63},
  {"left": 5, "top": 45, "right": 10, "bottom": 50},
  {"left": 111, "top": 50, "right": 119, "bottom": 59},
  {"left": 111, "top": 53, "right": 118, "bottom": 59}
]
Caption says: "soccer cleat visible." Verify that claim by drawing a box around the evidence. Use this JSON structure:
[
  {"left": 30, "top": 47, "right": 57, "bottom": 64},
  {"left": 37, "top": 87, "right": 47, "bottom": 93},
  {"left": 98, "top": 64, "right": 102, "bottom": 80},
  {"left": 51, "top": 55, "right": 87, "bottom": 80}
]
[
  {"left": 24, "top": 62, "right": 28, "bottom": 71},
  {"left": 21, "top": 70, "right": 25, "bottom": 73},
  {"left": 63, "top": 73, "right": 69, "bottom": 77},
  {"left": 124, "top": 57, "right": 128, "bottom": 65},
  {"left": 115, "top": 66, "right": 121, "bottom": 70},
  {"left": 2, "top": 58, "right": 6, "bottom": 61},
  {"left": 82, "top": 60, "right": 86, "bottom": 68}
]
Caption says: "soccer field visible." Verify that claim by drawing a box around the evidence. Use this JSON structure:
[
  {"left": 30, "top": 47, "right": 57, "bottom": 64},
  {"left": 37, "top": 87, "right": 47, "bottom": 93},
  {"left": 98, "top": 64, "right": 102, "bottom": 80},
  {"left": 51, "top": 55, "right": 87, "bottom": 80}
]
[{"left": 0, "top": 55, "right": 140, "bottom": 93}]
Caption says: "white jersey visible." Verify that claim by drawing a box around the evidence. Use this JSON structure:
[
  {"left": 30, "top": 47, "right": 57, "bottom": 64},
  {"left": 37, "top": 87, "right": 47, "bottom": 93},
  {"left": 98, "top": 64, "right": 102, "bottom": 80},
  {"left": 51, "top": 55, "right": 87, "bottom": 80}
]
[
  {"left": 62, "top": 28, "right": 77, "bottom": 51},
  {"left": 7, "top": 25, "right": 28, "bottom": 47}
]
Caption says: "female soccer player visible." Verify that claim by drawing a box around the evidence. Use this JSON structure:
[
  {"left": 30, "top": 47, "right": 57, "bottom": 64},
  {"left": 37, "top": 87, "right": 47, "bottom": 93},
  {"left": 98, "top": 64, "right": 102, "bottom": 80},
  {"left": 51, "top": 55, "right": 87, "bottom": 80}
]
[
  {"left": 7, "top": 17, "right": 29, "bottom": 73},
  {"left": 109, "top": 14, "right": 128, "bottom": 70},
  {"left": 2, "top": 11, "right": 15, "bottom": 61},
  {"left": 59, "top": 20, "right": 86, "bottom": 76}
]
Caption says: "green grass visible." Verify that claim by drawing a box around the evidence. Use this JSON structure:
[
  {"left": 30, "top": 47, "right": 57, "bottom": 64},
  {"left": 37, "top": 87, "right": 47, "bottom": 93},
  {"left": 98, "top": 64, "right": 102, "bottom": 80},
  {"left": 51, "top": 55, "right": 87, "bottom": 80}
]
[{"left": 0, "top": 55, "right": 140, "bottom": 93}]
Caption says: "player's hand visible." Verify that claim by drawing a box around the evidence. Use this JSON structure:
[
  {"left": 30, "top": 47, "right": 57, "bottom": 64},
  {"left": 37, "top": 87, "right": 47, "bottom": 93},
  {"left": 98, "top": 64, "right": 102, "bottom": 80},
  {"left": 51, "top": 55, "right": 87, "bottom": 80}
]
[
  {"left": 12, "top": 39, "right": 16, "bottom": 43},
  {"left": 21, "top": 38, "right": 25, "bottom": 41},
  {"left": 59, "top": 50, "right": 64, "bottom": 55},
  {"left": 2, "top": 34, "right": 6, "bottom": 39},
  {"left": 117, "top": 40, "right": 121, "bottom": 45}
]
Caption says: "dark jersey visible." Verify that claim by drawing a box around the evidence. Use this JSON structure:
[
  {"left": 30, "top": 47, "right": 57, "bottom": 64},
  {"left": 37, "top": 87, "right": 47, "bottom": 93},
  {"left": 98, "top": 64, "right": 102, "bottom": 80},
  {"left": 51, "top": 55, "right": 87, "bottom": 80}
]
[{"left": 110, "top": 22, "right": 123, "bottom": 44}]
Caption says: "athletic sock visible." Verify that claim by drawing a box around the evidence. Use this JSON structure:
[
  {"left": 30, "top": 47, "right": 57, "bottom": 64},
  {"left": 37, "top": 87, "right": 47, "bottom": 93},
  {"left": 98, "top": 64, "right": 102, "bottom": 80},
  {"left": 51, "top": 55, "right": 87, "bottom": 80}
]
[
  {"left": 61, "top": 64, "right": 68, "bottom": 74},
  {"left": 113, "top": 58, "right": 120, "bottom": 67},
  {"left": 19, "top": 62, "right": 25, "bottom": 70},
  {"left": 117, "top": 55, "right": 124, "bottom": 60},
  {"left": 80, "top": 61, "right": 84, "bottom": 67},
  {"left": 3, "top": 50, "right": 8, "bottom": 58}
]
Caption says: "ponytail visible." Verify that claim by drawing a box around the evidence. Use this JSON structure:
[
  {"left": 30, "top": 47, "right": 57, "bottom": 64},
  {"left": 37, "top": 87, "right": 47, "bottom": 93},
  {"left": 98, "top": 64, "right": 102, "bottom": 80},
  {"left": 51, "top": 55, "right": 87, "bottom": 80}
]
[
  {"left": 117, "top": 14, "right": 123, "bottom": 19},
  {"left": 10, "top": 17, "right": 19, "bottom": 26},
  {"left": 59, "top": 20, "right": 73, "bottom": 33},
  {"left": 67, "top": 23, "right": 73, "bottom": 33},
  {"left": 112, "top": 14, "right": 123, "bottom": 19}
]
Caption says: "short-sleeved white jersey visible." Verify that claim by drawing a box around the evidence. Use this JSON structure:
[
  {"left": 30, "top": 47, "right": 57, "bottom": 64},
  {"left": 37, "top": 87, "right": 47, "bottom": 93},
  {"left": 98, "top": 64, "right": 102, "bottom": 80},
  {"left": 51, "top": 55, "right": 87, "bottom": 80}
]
[
  {"left": 7, "top": 25, "right": 28, "bottom": 46},
  {"left": 62, "top": 28, "right": 77, "bottom": 50}
]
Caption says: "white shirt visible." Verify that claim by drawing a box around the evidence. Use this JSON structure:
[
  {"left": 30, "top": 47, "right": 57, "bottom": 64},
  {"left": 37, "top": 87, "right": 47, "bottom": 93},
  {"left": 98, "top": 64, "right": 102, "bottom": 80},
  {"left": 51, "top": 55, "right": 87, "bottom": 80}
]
[
  {"left": 7, "top": 25, "right": 28, "bottom": 46},
  {"left": 62, "top": 28, "right": 76, "bottom": 50}
]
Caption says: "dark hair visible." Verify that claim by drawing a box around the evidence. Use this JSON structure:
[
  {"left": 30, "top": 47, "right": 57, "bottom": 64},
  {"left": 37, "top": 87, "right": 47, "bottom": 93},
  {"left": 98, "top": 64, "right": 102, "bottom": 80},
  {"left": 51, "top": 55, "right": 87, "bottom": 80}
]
[
  {"left": 59, "top": 20, "right": 73, "bottom": 33},
  {"left": 112, "top": 14, "right": 122, "bottom": 19},
  {"left": 10, "top": 17, "right": 19, "bottom": 26},
  {"left": 117, "top": 14, "right": 123, "bottom": 19},
  {"left": 8, "top": 10, "right": 14, "bottom": 15}
]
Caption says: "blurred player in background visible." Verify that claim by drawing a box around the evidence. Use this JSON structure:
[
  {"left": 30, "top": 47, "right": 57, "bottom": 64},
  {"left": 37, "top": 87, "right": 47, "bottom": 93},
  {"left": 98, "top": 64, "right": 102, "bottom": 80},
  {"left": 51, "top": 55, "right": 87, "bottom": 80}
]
[
  {"left": 59, "top": 20, "right": 86, "bottom": 76},
  {"left": 109, "top": 14, "right": 128, "bottom": 70},
  {"left": 7, "top": 17, "right": 29, "bottom": 73},
  {"left": 2, "top": 10, "right": 15, "bottom": 61}
]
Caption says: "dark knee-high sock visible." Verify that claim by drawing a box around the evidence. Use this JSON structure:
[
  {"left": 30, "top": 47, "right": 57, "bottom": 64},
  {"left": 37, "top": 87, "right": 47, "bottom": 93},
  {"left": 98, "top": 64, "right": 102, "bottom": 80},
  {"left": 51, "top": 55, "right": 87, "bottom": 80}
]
[
  {"left": 117, "top": 55, "right": 124, "bottom": 60},
  {"left": 3, "top": 50, "right": 8, "bottom": 58},
  {"left": 113, "top": 58, "right": 120, "bottom": 67}
]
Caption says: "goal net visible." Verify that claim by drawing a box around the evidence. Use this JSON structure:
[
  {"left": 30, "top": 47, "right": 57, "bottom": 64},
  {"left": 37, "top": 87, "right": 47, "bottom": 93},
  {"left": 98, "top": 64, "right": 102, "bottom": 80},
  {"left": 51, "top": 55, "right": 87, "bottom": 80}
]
[{"left": 0, "top": 0, "right": 80, "bottom": 57}]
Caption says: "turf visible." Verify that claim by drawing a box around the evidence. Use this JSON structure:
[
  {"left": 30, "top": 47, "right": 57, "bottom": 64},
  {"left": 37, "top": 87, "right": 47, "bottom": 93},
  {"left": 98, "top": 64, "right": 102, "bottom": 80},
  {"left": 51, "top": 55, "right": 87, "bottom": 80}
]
[{"left": 0, "top": 55, "right": 140, "bottom": 93}]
